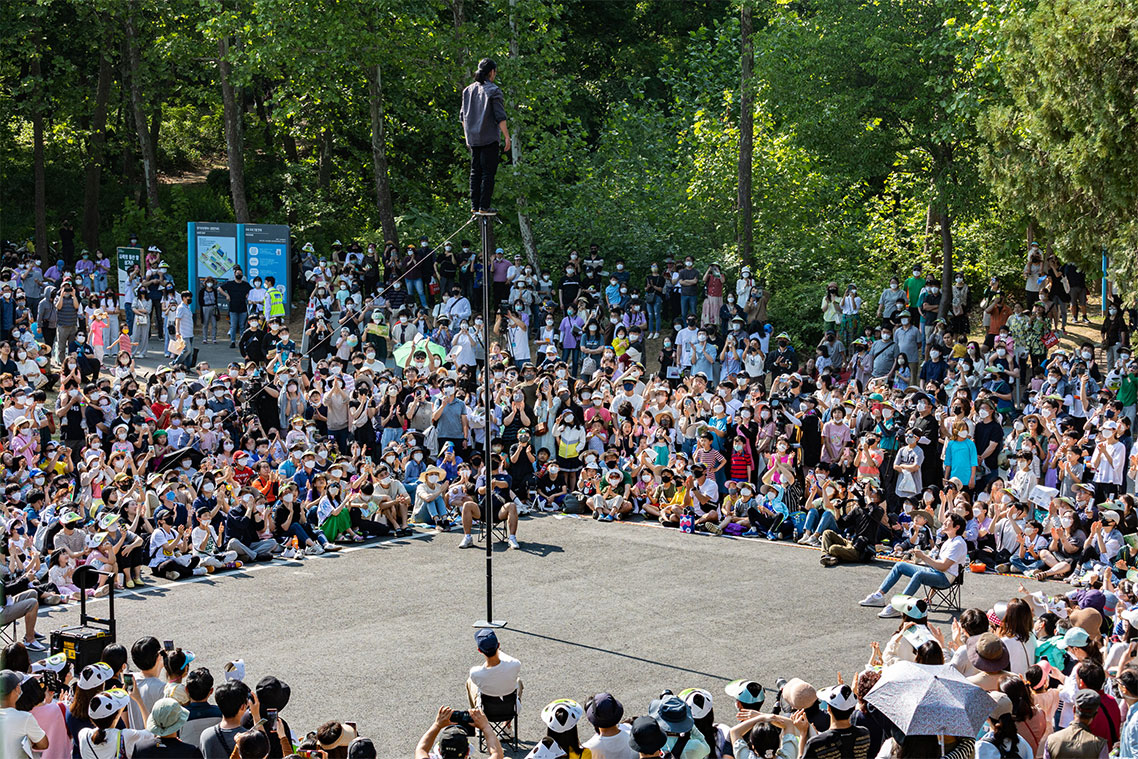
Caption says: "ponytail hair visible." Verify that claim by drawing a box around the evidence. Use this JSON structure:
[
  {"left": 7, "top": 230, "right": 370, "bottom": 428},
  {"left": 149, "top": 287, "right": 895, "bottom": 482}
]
[
  {"left": 474, "top": 58, "right": 497, "bottom": 84},
  {"left": 91, "top": 711, "right": 121, "bottom": 745},
  {"left": 992, "top": 713, "right": 1021, "bottom": 755}
]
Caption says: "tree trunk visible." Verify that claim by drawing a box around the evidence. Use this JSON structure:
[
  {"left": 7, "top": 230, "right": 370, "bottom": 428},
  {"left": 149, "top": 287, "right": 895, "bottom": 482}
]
[
  {"left": 317, "top": 129, "right": 332, "bottom": 191},
  {"left": 1026, "top": 220, "right": 1035, "bottom": 250},
  {"left": 125, "top": 4, "right": 159, "bottom": 212},
  {"left": 83, "top": 34, "right": 114, "bottom": 251},
  {"left": 149, "top": 103, "right": 161, "bottom": 161},
  {"left": 368, "top": 64, "right": 399, "bottom": 245},
  {"left": 31, "top": 55, "right": 48, "bottom": 258},
  {"left": 253, "top": 82, "right": 273, "bottom": 153},
  {"left": 218, "top": 37, "right": 249, "bottom": 223},
  {"left": 738, "top": 0, "right": 755, "bottom": 268},
  {"left": 938, "top": 203, "right": 954, "bottom": 320},
  {"left": 921, "top": 192, "right": 935, "bottom": 260},
  {"left": 508, "top": 0, "right": 540, "bottom": 272}
]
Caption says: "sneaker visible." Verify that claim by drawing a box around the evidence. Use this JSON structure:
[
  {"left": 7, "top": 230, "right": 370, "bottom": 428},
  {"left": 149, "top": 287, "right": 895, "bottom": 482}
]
[
  {"left": 323, "top": 543, "right": 342, "bottom": 552},
  {"left": 797, "top": 533, "right": 812, "bottom": 545},
  {"left": 808, "top": 536, "right": 822, "bottom": 547},
  {"left": 229, "top": 341, "right": 236, "bottom": 348},
  {"left": 592, "top": 510, "right": 601, "bottom": 520},
  {"left": 766, "top": 531, "right": 780, "bottom": 541},
  {"left": 24, "top": 639, "right": 46, "bottom": 652},
  {"left": 192, "top": 567, "right": 208, "bottom": 576},
  {"left": 507, "top": 536, "right": 520, "bottom": 550},
  {"left": 125, "top": 580, "right": 136, "bottom": 589},
  {"left": 304, "top": 544, "right": 323, "bottom": 555},
  {"left": 165, "top": 570, "right": 181, "bottom": 581},
  {"left": 704, "top": 522, "right": 723, "bottom": 535},
  {"left": 282, "top": 548, "right": 296, "bottom": 559},
  {"left": 602, "top": 514, "right": 614, "bottom": 522},
  {"left": 458, "top": 534, "right": 474, "bottom": 548},
  {"left": 859, "top": 591, "right": 887, "bottom": 607},
  {"left": 740, "top": 529, "right": 760, "bottom": 537},
  {"left": 995, "top": 563, "right": 1012, "bottom": 574},
  {"left": 878, "top": 604, "right": 901, "bottom": 619},
  {"left": 820, "top": 555, "right": 840, "bottom": 567}
]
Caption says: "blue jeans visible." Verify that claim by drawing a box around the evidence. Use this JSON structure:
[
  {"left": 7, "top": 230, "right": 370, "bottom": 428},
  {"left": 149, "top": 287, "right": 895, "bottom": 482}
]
[
  {"left": 422, "top": 496, "right": 447, "bottom": 522},
  {"left": 1009, "top": 555, "right": 1044, "bottom": 573},
  {"left": 284, "top": 521, "right": 322, "bottom": 547},
  {"left": 878, "top": 561, "right": 951, "bottom": 597},
  {"left": 803, "top": 508, "right": 837, "bottom": 536},
  {"left": 680, "top": 294, "right": 698, "bottom": 321},
  {"left": 175, "top": 336, "right": 194, "bottom": 368},
  {"left": 229, "top": 310, "right": 247, "bottom": 344},
  {"left": 647, "top": 299, "right": 662, "bottom": 333},
  {"left": 405, "top": 278, "right": 428, "bottom": 309},
  {"left": 302, "top": 508, "right": 330, "bottom": 545}
]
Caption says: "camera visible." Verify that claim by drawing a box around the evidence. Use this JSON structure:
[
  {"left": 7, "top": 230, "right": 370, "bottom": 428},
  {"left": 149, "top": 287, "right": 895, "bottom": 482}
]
[{"left": 450, "top": 710, "right": 473, "bottom": 726}]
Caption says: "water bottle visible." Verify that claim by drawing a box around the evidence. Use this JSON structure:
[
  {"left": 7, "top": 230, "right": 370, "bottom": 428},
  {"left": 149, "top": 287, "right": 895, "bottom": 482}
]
[{"left": 679, "top": 512, "right": 694, "bottom": 534}]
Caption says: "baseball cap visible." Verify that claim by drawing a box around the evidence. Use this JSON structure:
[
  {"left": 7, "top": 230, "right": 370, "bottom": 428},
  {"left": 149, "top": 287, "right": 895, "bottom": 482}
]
[
  {"left": 0, "top": 669, "right": 26, "bottom": 697},
  {"left": 541, "top": 699, "right": 584, "bottom": 732},
  {"left": 1075, "top": 689, "right": 1101, "bottom": 716},
  {"left": 77, "top": 662, "right": 115, "bottom": 690},
  {"left": 438, "top": 725, "right": 470, "bottom": 758},
  {"left": 147, "top": 698, "right": 190, "bottom": 735},
  {"left": 1056, "top": 627, "right": 1091, "bottom": 649},
  {"left": 475, "top": 628, "right": 499, "bottom": 655},
  {"left": 782, "top": 678, "right": 817, "bottom": 710},
  {"left": 347, "top": 738, "right": 378, "bottom": 759},
  {"left": 586, "top": 693, "right": 624, "bottom": 728},
  {"left": 628, "top": 715, "right": 667, "bottom": 755}
]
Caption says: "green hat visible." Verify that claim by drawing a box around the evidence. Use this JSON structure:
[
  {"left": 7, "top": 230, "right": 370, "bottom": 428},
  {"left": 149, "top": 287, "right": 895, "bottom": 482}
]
[{"left": 146, "top": 698, "right": 190, "bottom": 736}]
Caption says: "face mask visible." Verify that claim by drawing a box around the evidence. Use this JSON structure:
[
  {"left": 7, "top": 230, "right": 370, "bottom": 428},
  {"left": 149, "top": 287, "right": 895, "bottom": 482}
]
[
  {"left": 1082, "top": 351, "right": 1093, "bottom": 360},
  {"left": 565, "top": 414, "right": 574, "bottom": 424},
  {"left": 777, "top": 443, "right": 788, "bottom": 452},
  {"left": 1060, "top": 515, "right": 1074, "bottom": 528},
  {"left": 413, "top": 452, "right": 423, "bottom": 462},
  {"left": 881, "top": 333, "right": 891, "bottom": 341}
]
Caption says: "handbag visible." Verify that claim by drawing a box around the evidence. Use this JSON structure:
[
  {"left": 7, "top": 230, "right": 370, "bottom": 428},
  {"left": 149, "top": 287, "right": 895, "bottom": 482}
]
[
  {"left": 534, "top": 422, "right": 549, "bottom": 436},
  {"left": 428, "top": 278, "right": 440, "bottom": 296},
  {"left": 1041, "top": 330, "right": 1059, "bottom": 348}
]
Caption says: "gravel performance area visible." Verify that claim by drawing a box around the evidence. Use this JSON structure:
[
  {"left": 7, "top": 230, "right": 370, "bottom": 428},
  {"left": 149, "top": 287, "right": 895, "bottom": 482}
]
[{"left": 40, "top": 514, "right": 1029, "bottom": 754}]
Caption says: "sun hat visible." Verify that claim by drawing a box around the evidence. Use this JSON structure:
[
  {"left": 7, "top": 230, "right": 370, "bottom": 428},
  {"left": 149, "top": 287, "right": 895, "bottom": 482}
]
[
  {"left": 1069, "top": 607, "right": 1103, "bottom": 642},
  {"left": 725, "top": 679, "right": 765, "bottom": 706},
  {"left": 987, "top": 601, "right": 1008, "bottom": 628},
  {"left": 317, "top": 722, "right": 358, "bottom": 750},
  {"left": 891, "top": 595, "right": 928, "bottom": 620},
  {"left": 1056, "top": 627, "right": 1091, "bottom": 650},
  {"left": 628, "top": 715, "right": 668, "bottom": 755},
  {"left": 1122, "top": 607, "right": 1138, "bottom": 629},
  {"left": 60, "top": 510, "right": 83, "bottom": 525},
  {"left": 89, "top": 688, "right": 131, "bottom": 720},
  {"left": 649, "top": 695, "right": 694, "bottom": 734},
  {"left": 679, "top": 688, "right": 713, "bottom": 719},
  {"left": 147, "top": 698, "right": 190, "bottom": 735},
  {"left": 967, "top": 633, "right": 1011, "bottom": 673},
  {"left": 585, "top": 693, "right": 624, "bottom": 728},
  {"left": 223, "top": 660, "right": 246, "bottom": 682},
  {"left": 818, "top": 684, "right": 857, "bottom": 711},
  {"left": 782, "top": 678, "right": 817, "bottom": 710},
  {"left": 256, "top": 676, "right": 291, "bottom": 711},
  {"left": 77, "top": 662, "right": 115, "bottom": 690},
  {"left": 541, "top": 699, "right": 584, "bottom": 733}
]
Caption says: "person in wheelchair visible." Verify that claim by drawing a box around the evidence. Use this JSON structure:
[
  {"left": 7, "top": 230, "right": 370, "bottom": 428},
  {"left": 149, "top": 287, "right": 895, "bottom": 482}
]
[{"left": 458, "top": 455, "right": 520, "bottom": 550}]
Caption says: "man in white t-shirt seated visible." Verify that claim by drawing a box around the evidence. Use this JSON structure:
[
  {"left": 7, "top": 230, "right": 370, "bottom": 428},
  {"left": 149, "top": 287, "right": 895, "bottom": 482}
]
[
  {"left": 859, "top": 513, "right": 969, "bottom": 619},
  {"left": 465, "top": 629, "right": 522, "bottom": 707}
]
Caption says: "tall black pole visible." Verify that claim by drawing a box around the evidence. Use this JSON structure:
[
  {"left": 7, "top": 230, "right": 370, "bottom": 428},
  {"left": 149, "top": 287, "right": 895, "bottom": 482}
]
[{"left": 475, "top": 212, "right": 504, "bottom": 628}]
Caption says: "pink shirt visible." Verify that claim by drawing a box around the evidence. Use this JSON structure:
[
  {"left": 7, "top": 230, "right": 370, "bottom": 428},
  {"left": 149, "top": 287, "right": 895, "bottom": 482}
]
[
  {"left": 31, "top": 701, "right": 71, "bottom": 759},
  {"left": 91, "top": 319, "right": 107, "bottom": 347}
]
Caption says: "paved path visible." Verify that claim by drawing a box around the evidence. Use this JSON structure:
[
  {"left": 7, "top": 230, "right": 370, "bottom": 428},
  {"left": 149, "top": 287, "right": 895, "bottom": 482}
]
[{"left": 41, "top": 515, "right": 1028, "bottom": 755}]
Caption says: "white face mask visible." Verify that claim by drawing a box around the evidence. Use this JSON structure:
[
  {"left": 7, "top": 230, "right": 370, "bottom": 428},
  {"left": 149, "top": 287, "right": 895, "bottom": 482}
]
[{"left": 777, "top": 443, "right": 788, "bottom": 452}]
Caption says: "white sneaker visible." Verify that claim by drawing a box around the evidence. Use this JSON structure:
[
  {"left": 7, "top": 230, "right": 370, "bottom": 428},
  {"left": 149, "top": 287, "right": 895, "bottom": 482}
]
[
  {"left": 508, "top": 536, "right": 520, "bottom": 550},
  {"left": 192, "top": 567, "right": 208, "bottom": 576},
  {"left": 304, "top": 544, "right": 323, "bottom": 555},
  {"left": 458, "top": 534, "right": 474, "bottom": 549},
  {"left": 878, "top": 604, "right": 901, "bottom": 619},
  {"left": 859, "top": 591, "right": 887, "bottom": 607},
  {"left": 281, "top": 548, "right": 296, "bottom": 559}
]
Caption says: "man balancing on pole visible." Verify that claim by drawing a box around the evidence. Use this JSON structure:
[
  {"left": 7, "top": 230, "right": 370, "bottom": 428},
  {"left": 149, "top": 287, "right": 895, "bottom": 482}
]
[{"left": 461, "top": 58, "right": 511, "bottom": 215}]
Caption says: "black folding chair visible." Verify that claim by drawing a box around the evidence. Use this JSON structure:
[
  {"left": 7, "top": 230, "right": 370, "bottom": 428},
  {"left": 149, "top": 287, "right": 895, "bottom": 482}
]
[
  {"left": 478, "top": 690, "right": 520, "bottom": 753},
  {"left": 926, "top": 569, "right": 964, "bottom": 614},
  {"left": 476, "top": 498, "right": 511, "bottom": 546}
]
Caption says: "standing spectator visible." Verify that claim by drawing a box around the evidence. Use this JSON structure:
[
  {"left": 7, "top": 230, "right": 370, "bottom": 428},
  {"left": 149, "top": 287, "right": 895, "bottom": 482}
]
[
  {"left": 0, "top": 670, "right": 49, "bottom": 757},
  {"left": 461, "top": 57, "right": 510, "bottom": 214},
  {"left": 218, "top": 270, "right": 252, "bottom": 349},
  {"left": 53, "top": 279, "right": 81, "bottom": 363},
  {"left": 1064, "top": 260, "right": 1089, "bottom": 325},
  {"left": 1024, "top": 242, "right": 1045, "bottom": 304},
  {"left": 678, "top": 257, "right": 700, "bottom": 322},
  {"left": 199, "top": 278, "right": 219, "bottom": 344},
  {"left": 173, "top": 291, "right": 195, "bottom": 369}
]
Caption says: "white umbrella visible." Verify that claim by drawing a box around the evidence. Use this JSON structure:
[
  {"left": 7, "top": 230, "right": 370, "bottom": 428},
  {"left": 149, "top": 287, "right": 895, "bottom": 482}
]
[{"left": 865, "top": 661, "right": 995, "bottom": 737}]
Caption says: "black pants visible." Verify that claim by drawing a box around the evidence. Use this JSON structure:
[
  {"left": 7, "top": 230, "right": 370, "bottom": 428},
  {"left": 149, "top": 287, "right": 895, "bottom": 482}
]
[{"left": 470, "top": 143, "right": 500, "bottom": 211}]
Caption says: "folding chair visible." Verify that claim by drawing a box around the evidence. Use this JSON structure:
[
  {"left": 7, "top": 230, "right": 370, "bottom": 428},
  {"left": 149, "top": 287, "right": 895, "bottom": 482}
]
[
  {"left": 476, "top": 512, "right": 511, "bottom": 546},
  {"left": 925, "top": 569, "right": 964, "bottom": 614},
  {"left": 478, "top": 690, "right": 520, "bottom": 754}
]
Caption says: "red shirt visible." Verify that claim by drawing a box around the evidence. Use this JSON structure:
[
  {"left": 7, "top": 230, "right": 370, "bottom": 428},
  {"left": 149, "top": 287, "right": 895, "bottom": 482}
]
[{"left": 1089, "top": 689, "right": 1122, "bottom": 748}]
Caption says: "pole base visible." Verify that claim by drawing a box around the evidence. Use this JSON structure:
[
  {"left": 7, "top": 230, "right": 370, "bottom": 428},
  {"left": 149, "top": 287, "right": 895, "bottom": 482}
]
[{"left": 472, "top": 619, "right": 508, "bottom": 629}]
